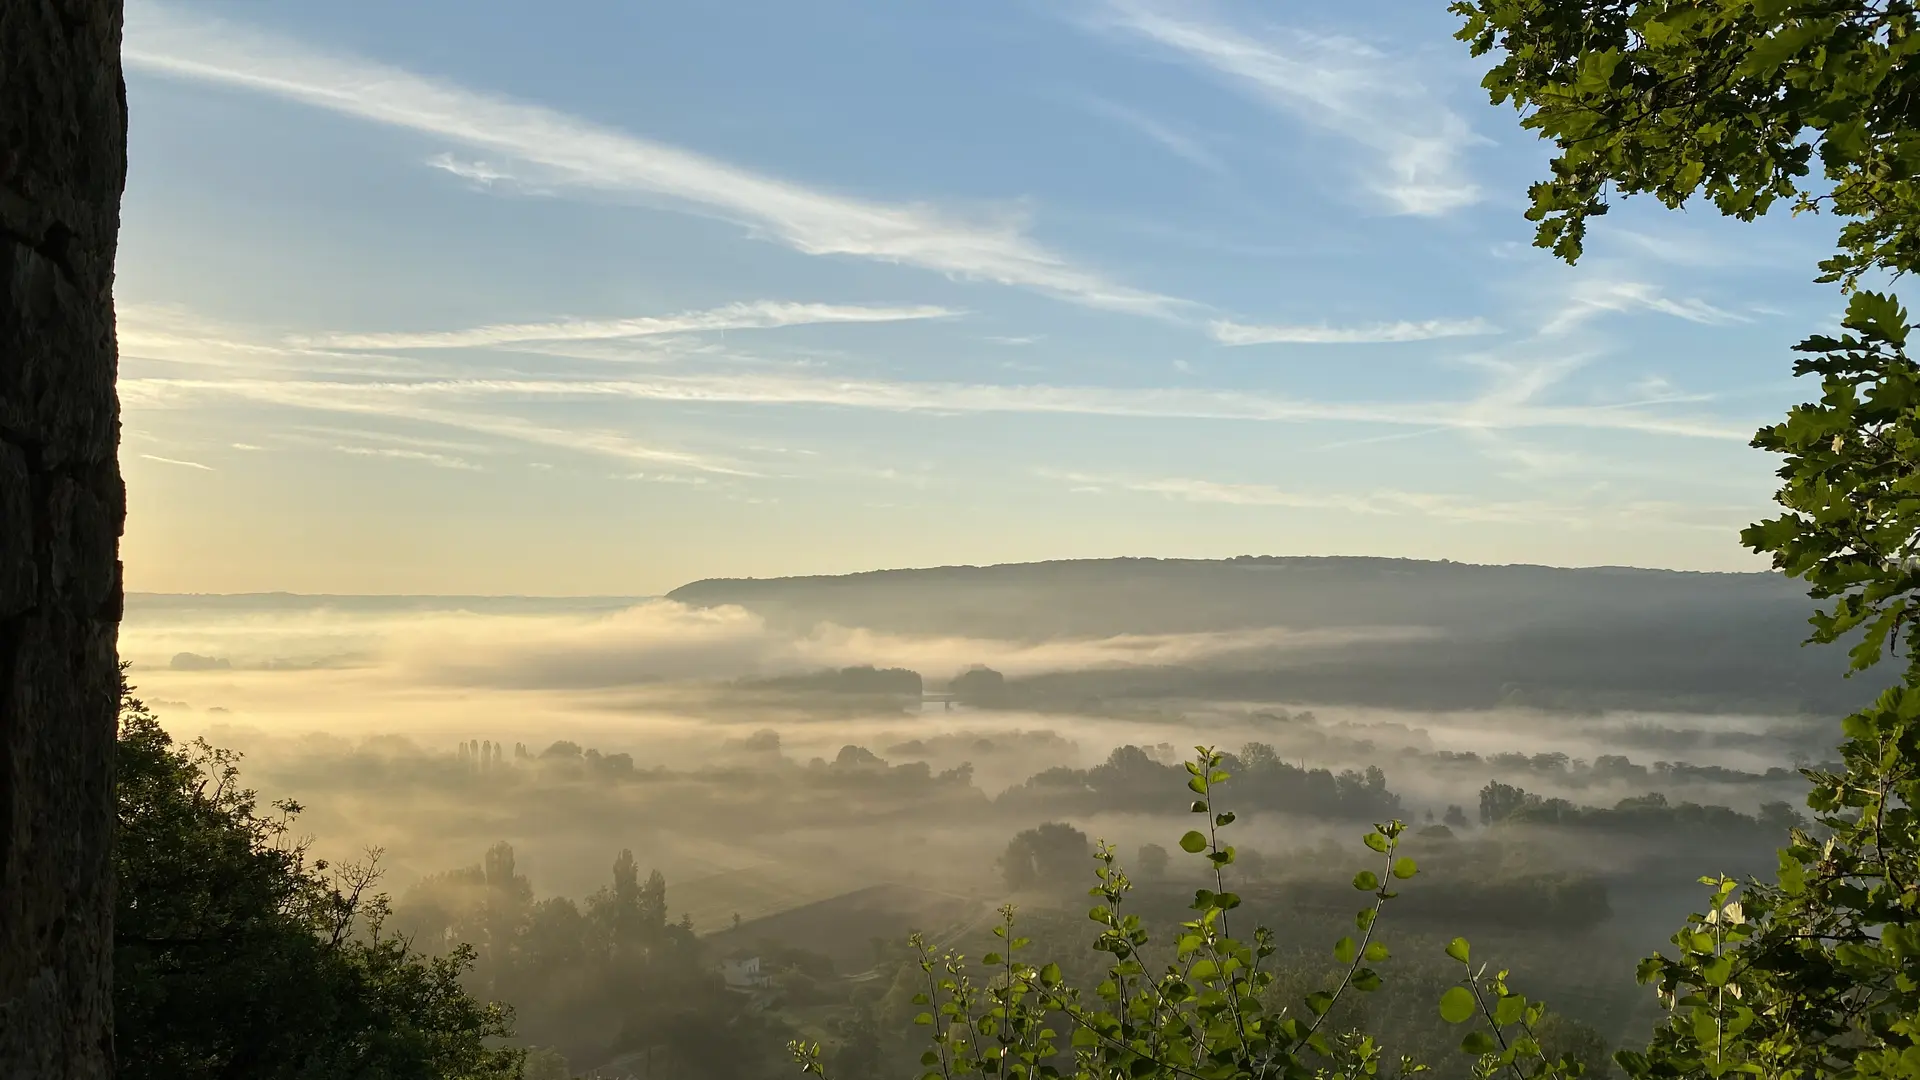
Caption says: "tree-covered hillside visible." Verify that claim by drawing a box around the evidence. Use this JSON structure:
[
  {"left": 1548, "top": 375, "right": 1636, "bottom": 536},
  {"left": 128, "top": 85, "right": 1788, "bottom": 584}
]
[{"left": 673, "top": 556, "right": 1870, "bottom": 713}]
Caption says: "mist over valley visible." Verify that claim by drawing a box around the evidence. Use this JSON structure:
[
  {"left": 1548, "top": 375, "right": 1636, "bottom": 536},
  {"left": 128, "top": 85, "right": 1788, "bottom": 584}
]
[{"left": 115, "top": 556, "right": 1843, "bottom": 1075}]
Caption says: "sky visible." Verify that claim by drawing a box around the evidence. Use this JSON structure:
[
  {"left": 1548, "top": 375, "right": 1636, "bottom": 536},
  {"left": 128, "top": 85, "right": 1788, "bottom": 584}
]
[{"left": 116, "top": 0, "right": 1849, "bottom": 596}]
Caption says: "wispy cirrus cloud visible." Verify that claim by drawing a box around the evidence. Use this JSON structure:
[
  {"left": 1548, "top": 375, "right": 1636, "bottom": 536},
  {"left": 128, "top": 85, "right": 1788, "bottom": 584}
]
[
  {"left": 124, "top": 4, "right": 1183, "bottom": 318},
  {"left": 1092, "top": 0, "right": 1480, "bottom": 215},
  {"left": 122, "top": 368, "right": 1754, "bottom": 442},
  {"left": 1075, "top": 96, "right": 1228, "bottom": 175},
  {"left": 335, "top": 446, "right": 481, "bottom": 471},
  {"left": 1209, "top": 316, "right": 1496, "bottom": 346},
  {"left": 1542, "top": 280, "right": 1748, "bottom": 335},
  {"left": 119, "top": 303, "right": 310, "bottom": 364},
  {"left": 424, "top": 152, "right": 529, "bottom": 192},
  {"left": 117, "top": 302, "right": 461, "bottom": 379},
  {"left": 139, "top": 453, "right": 215, "bottom": 471},
  {"left": 122, "top": 376, "right": 751, "bottom": 477},
  {"left": 618, "top": 473, "right": 711, "bottom": 486},
  {"left": 300, "top": 301, "right": 960, "bottom": 351},
  {"left": 296, "top": 426, "right": 494, "bottom": 457},
  {"left": 1049, "top": 470, "right": 1743, "bottom": 530}
]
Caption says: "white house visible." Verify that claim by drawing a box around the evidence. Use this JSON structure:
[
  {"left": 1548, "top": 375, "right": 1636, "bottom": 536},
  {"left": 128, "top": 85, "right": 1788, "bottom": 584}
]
[{"left": 721, "top": 956, "right": 773, "bottom": 990}]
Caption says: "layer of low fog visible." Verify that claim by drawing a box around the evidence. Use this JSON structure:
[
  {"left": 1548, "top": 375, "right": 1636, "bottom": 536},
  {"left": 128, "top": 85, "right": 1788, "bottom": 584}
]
[{"left": 124, "top": 591, "right": 1832, "bottom": 954}]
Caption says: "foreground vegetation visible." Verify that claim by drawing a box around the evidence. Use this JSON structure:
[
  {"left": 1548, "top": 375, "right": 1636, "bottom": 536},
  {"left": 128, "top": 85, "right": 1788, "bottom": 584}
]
[{"left": 116, "top": 672, "right": 523, "bottom": 1080}]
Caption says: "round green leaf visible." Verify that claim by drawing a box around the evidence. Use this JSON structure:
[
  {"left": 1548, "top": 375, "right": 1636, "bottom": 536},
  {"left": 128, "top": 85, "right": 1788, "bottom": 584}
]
[
  {"left": 1439, "top": 986, "right": 1477, "bottom": 1024},
  {"left": 1179, "top": 830, "right": 1208, "bottom": 854}
]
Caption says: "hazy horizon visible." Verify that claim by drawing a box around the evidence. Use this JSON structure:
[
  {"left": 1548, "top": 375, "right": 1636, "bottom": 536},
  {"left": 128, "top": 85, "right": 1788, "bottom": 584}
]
[{"left": 124, "top": 551, "right": 1794, "bottom": 604}]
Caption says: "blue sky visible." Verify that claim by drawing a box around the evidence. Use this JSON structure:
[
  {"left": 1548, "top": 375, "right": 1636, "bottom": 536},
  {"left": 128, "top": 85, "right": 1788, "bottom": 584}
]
[{"left": 117, "top": 0, "right": 1847, "bottom": 594}]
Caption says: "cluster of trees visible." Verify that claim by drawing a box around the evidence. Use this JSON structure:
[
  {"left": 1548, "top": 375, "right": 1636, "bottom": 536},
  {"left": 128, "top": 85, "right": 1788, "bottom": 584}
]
[
  {"left": 1604, "top": 720, "right": 1819, "bottom": 758},
  {"left": 392, "top": 844, "right": 793, "bottom": 1077},
  {"left": 999, "top": 744, "right": 1403, "bottom": 820},
  {"left": 740, "top": 663, "right": 1019, "bottom": 706},
  {"left": 949, "top": 666, "right": 1009, "bottom": 706},
  {"left": 748, "top": 665, "right": 925, "bottom": 698},
  {"left": 451, "top": 738, "right": 639, "bottom": 776},
  {"left": 1432, "top": 750, "right": 1801, "bottom": 788},
  {"left": 1235, "top": 713, "right": 1818, "bottom": 790},
  {"left": 882, "top": 728, "right": 1074, "bottom": 761},
  {"left": 996, "top": 822, "right": 1094, "bottom": 891},
  {"left": 114, "top": 676, "right": 523, "bottom": 1079},
  {"left": 457, "top": 739, "right": 508, "bottom": 770},
  {"left": 230, "top": 722, "right": 1824, "bottom": 870},
  {"left": 1477, "top": 781, "right": 1805, "bottom": 837},
  {"left": 777, "top": 745, "right": 985, "bottom": 802},
  {"left": 526, "top": 739, "right": 639, "bottom": 777},
  {"left": 450, "top": 734, "right": 982, "bottom": 790}
]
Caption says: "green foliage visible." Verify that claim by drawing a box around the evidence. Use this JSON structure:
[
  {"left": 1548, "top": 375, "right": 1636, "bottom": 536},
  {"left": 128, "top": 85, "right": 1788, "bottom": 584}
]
[
  {"left": 1435, "top": 952, "right": 1573, "bottom": 1080},
  {"left": 795, "top": 749, "right": 1584, "bottom": 1080},
  {"left": 114, "top": 670, "right": 522, "bottom": 1080},
  {"left": 1452, "top": 0, "right": 1920, "bottom": 286},
  {"left": 1744, "top": 290, "right": 1920, "bottom": 674},
  {"left": 1454, "top": 5, "right": 1920, "bottom": 1080},
  {"left": 1606, "top": 683, "right": 1920, "bottom": 1080}
]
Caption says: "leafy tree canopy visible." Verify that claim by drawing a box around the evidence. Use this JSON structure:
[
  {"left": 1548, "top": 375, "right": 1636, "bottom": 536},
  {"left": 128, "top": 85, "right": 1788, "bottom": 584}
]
[
  {"left": 115, "top": 672, "right": 522, "bottom": 1080},
  {"left": 1453, "top": 0, "right": 1920, "bottom": 284}
]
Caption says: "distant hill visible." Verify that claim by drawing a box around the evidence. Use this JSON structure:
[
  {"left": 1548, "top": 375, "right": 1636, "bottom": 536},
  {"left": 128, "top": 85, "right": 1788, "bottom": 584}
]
[
  {"left": 667, "top": 556, "right": 1800, "bottom": 637},
  {"left": 668, "top": 556, "right": 1875, "bottom": 714}
]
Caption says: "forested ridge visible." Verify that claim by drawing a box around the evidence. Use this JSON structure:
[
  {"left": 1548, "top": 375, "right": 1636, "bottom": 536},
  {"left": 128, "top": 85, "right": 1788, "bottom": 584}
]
[{"left": 668, "top": 557, "right": 1877, "bottom": 715}]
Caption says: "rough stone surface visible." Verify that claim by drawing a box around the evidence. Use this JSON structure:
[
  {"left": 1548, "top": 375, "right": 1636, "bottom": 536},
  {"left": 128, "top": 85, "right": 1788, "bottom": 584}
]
[{"left": 0, "top": 1, "right": 128, "bottom": 1076}]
